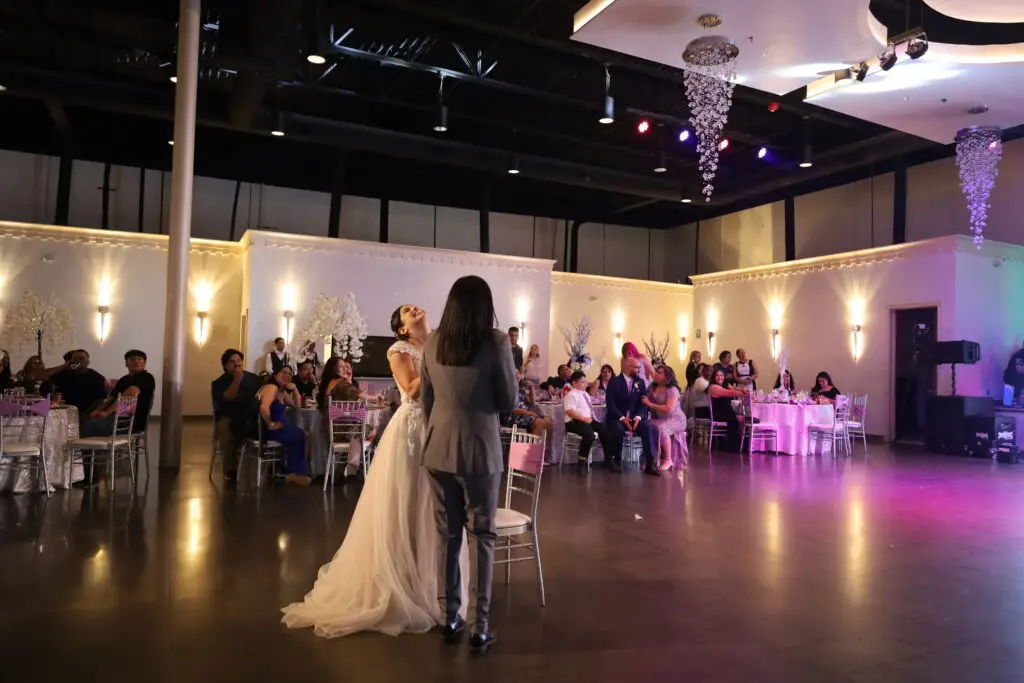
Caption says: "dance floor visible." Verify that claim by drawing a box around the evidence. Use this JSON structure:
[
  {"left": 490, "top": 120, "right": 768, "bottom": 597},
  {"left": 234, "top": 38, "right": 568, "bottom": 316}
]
[{"left": 2, "top": 421, "right": 1024, "bottom": 682}]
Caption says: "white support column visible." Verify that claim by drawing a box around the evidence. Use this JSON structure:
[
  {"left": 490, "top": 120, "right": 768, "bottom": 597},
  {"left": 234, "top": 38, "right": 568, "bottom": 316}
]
[{"left": 159, "top": 0, "right": 201, "bottom": 469}]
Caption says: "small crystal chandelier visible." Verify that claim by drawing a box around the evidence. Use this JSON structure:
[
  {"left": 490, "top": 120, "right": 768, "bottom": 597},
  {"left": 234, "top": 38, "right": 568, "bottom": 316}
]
[
  {"left": 681, "top": 14, "right": 738, "bottom": 202},
  {"left": 955, "top": 125, "right": 1002, "bottom": 248}
]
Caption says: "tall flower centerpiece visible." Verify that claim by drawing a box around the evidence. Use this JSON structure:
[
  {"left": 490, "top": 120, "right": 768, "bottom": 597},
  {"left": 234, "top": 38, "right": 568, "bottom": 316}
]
[
  {"left": 295, "top": 293, "right": 368, "bottom": 363},
  {"left": 559, "top": 316, "right": 593, "bottom": 372},
  {"left": 955, "top": 125, "right": 1003, "bottom": 248},
  {"left": 643, "top": 332, "right": 670, "bottom": 367},
  {"left": 2, "top": 291, "right": 75, "bottom": 358},
  {"left": 681, "top": 14, "right": 738, "bottom": 202}
]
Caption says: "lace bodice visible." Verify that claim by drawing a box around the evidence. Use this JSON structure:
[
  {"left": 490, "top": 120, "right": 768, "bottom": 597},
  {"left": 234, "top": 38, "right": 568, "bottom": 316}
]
[{"left": 387, "top": 340, "right": 422, "bottom": 404}]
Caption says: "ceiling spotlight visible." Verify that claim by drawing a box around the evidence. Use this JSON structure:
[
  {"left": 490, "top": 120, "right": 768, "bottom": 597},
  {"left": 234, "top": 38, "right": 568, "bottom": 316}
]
[
  {"left": 799, "top": 141, "right": 813, "bottom": 168},
  {"left": 907, "top": 34, "right": 929, "bottom": 60},
  {"left": 271, "top": 112, "right": 285, "bottom": 137},
  {"left": 681, "top": 198, "right": 693, "bottom": 204},
  {"left": 168, "top": 140, "right": 174, "bottom": 146},
  {"left": 718, "top": 138, "right": 729, "bottom": 151},
  {"left": 508, "top": 155, "right": 520, "bottom": 175},
  {"left": 878, "top": 47, "right": 897, "bottom": 72},
  {"left": 653, "top": 152, "right": 667, "bottom": 173},
  {"left": 307, "top": 53, "right": 326, "bottom": 65},
  {"left": 599, "top": 96, "right": 615, "bottom": 124},
  {"left": 433, "top": 104, "right": 448, "bottom": 133},
  {"left": 637, "top": 119, "right": 651, "bottom": 135},
  {"left": 271, "top": 130, "right": 285, "bottom": 137},
  {"left": 170, "top": 75, "right": 178, "bottom": 84},
  {"left": 757, "top": 147, "right": 767, "bottom": 159},
  {"left": 678, "top": 129, "right": 690, "bottom": 142},
  {"left": 854, "top": 62, "right": 869, "bottom": 82},
  {"left": 799, "top": 161, "right": 813, "bottom": 168}
]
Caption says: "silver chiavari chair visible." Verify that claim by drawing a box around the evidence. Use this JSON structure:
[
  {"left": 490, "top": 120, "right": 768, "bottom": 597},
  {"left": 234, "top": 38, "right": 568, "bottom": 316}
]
[
  {"left": 496, "top": 427, "right": 548, "bottom": 606},
  {"left": 324, "top": 399, "right": 370, "bottom": 491},
  {"left": 66, "top": 395, "right": 137, "bottom": 490},
  {"left": 0, "top": 397, "right": 51, "bottom": 496},
  {"left": 808, "top": 394, "right": 852, "bottom": 458}
]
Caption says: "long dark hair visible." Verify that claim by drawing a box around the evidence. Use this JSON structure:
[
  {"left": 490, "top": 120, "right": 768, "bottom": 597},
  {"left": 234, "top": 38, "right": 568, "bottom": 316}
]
[
  {"left": 656, "top": 365, "right": 679, "bottom": 390},
  {"left": 0, "top": 350, "right": 10, "bottom": 382},
  {"left": 774, "top": 370, "right": 795, "bottom": 390},
  {"left": 814, "top": 371, "right": 836, "bottom": 391},
  {"left": 390, "top": 306, "right": 410, "bottom": 341},
  {"left": 435, "top": 275, "right": 497, "bottom": 366},
  {"left": 598, "top": 363, "right": 616, "bottom": 390},
  {"left": 317, "top": 357, "right": 342, "bottom": 407}
]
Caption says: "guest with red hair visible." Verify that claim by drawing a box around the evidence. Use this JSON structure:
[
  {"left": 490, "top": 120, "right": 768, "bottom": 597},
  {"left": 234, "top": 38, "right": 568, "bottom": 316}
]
[{"left": 621, "top": 341, "right": 655, "bottom": 383}]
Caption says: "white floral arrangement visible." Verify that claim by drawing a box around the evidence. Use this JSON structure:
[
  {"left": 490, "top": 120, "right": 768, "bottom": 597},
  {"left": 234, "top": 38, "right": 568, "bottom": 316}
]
[
  {"left": 559, "top": 316, "right": 592, "bottom": 371},
  {"left": 2, "top": 290, "right": 75, "bottom": 357},
  {"left": 295, "top": 293, "right": 368, "bottom": 363},
  {"left": 643, "top": 332, "right": 670, "bottom": 366}
]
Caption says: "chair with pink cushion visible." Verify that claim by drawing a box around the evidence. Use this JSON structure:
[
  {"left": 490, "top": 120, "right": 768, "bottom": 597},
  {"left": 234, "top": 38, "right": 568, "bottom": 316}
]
[
  {"left": 323, "top": 399, "right": 370, "bottom": 491},
  {"left": 0, "top": 398, "right": 51, "bottom": 495},
  {"left": 495, "top": 426, "right": 548, "bottom": 606}
]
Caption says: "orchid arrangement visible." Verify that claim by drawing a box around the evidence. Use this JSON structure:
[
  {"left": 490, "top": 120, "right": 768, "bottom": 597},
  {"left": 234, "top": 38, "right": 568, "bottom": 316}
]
[
  {"left": 642, "top": 332, "right": 670, "bottom": 366},
  {"left": 559, "top": 316, "right": 593, "bottom": 371}
]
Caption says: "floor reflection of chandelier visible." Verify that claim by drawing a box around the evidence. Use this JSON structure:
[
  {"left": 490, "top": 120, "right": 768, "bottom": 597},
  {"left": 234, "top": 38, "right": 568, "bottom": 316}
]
[
  {"left": 955, "top": 126, "right": 1002, "bottom": 248},
  {"left": 682, "top": 14, "right": 738, "bottom": 202}
]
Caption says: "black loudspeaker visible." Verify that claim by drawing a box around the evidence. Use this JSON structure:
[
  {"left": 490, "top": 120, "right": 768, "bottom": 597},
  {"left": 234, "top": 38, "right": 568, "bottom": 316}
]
[
  {"left": 995, "top": 416, "right": 1020, "bottom": 464},
  {"left": 932, "top": 340, "right": 981, "bottom": 365},
  {"left": 925, "top": 395, "right": 994, "bottom": 455}
]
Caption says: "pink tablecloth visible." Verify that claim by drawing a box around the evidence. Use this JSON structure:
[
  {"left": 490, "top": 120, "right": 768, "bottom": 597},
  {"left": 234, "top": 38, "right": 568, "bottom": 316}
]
[{"left": 751, "top": 403, "right": 835, "bottom": 456}]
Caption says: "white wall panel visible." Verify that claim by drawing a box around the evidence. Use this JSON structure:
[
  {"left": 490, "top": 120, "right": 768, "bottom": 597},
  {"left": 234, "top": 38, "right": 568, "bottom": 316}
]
[
  {"left": 388, "top": 201, "right": 435, "bottom": 248},
  {"left": 339, "top": 195, "right": 380, "bottom": 242},
  {"left": 435, "top": 206, "right": 479, "bottom": 252}
]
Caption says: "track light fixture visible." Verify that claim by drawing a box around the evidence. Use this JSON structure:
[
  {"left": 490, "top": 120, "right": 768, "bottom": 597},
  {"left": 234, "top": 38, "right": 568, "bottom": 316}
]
[
  {"left": 433, "top": 74, "right": 448, "bottom": 132},
  {"left": 598, "top": 66, "right": 614, "bottom": 124},
  {"left": 879, "top": 46, "right": 897, "bottom": 71},
  {"left": 507, "top": 155, "right": 520, "bottom": 175},
  {"left": 799, "top": 142, "right": 813, "bottom": 168},
  {"left": 271, "top": 111, "right": 285, "bottom": 137},
  {"left": 653, "top": 151, "right": 667, "bottom": 173},
  {"left": 854, "top": 62, "right": 869, "bottom": 82},
  {"left": 907, "top": 33, "right": 928, "bottom": 60}
]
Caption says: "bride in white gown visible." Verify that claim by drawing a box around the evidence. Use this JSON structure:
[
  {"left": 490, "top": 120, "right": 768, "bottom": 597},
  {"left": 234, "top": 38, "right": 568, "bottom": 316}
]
[{"left": 281, "top": 304, "right": 467, "bottom": 637}]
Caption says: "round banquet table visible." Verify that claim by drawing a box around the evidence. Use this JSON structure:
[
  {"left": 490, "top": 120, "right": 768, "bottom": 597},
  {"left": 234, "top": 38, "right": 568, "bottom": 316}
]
[
  {"left": 750, "top": 402, "right": 835, "bottom": 456},
  {"left": 0, "top": 404, "right": 84, "bottom": 494}
]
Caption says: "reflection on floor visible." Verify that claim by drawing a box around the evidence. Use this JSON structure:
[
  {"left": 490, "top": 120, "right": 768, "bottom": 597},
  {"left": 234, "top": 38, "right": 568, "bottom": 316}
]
[{"left": 2, "top": 421, "right": 1024, "bottom": 682}]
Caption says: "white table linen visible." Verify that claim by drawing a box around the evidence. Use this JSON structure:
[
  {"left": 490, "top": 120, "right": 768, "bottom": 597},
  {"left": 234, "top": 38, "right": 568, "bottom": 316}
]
[
  {"left": 750, "top": 403, "right": 834, "bottom": 456},
  {"left": 0, "top": 405, "right": 83, "bottom": 493}
]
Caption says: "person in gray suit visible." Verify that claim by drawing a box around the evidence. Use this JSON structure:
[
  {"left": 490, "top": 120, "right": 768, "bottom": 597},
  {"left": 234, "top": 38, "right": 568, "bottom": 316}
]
[{"left": 420, "top": 275, "right": 518, "bottom": 655}]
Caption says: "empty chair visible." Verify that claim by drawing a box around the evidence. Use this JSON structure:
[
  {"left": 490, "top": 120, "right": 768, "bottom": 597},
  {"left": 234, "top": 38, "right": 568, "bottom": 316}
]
[
  {"left": 808, "top": 394, "right": 852, "bottom": 458},
  {"left": 739, "top": 393, "right": 779, "bottom": 456},
  {"left": 496, "top": 427, "right": 547, "bottom": 606},
  {"left": 847, "top": 394, "right": 868, "bottom": 453},
  {"left": 239, "top": 412, "right": 284, "bottom": 487},
  {"left": 66, "top": 395, "right": 137, "bottom": 490},
  {"left": 0, "top": 398, "right": 51, "bottom": 495},
  {"left": 323, "top": 399, "right": 370, "bottom": 491},
  {"left": 691, "top": 399, "right": 729, "bottom": 454}
]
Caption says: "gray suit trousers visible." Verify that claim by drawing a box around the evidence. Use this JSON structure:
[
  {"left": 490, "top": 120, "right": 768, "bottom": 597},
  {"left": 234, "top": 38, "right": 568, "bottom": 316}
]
[{"left": 426, "top": 468, "right": 501, "bottom": 632}]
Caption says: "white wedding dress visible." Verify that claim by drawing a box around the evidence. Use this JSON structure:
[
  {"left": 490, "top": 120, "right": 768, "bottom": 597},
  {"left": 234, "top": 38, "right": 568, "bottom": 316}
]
[{"left": 281, "top": 341, "right": 468, "bottom": 637}]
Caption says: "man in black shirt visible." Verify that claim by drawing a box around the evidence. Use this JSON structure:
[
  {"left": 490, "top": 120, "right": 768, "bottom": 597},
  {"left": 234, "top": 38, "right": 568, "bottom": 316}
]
[
  {"left": 50, "top": 349, "right": 107, "bottom": 425},
  {"left": 295, "top": 360, "right": 318, "bottom": 400},
  {"left": 211, "top": 348, "right": 262, "bottom": 480},
  {"left": 545, "top": 364, "right": 573, "bottom": 389},
  {"left": 85, "top": 350, "right": 156, "bottom": 434},
  {"left": 508, "top": 327, "right": 523, "bottom": 371}
]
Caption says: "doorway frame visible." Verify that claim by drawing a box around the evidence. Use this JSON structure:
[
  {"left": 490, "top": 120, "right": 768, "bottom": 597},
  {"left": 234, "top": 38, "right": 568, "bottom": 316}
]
[{"left": 887, "top": 302, "right": 942, "bottom": 442}]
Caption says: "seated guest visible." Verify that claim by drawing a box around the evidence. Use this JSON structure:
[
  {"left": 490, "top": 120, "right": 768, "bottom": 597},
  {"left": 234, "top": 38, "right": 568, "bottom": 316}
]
[
  {"left": 605, "top": 357, "right": 658, "bottom": 476},
  {"left": 0, "top": 349, "right": 13, "bottom": 392},
  {"left": 707, "top": 368, "right": 746, "bottom": 451},
  {"left": 294, "top": 360, "right": 318, "bottom": 401},
  {"left": 265, "top": 337, "right": 293, "bottom": 374},
  {"left": 327, "top": 379, "right": 367, "bottom": 478},
  {"left": 212, "top": 348, "right": 262, "bottom": 481},
  {"left": 713, "top": 350, "right": 735, "bottom": 387},
  {"left": 642, "top": 365, "right": 688, "bottom": 471},
  {"left": 733, "top": 348, "right": 758, "bottom": 390},
  {"left": 84, "top": 349, "right": 156, "bottom": 435},
  {"left": 317, "top": 357, "right": 343, "bottom": 409},
  {"left": 690, "top": 363, "right": 711, "bottom": 417},
  {"left": 811, "top": 371, "right": 841, "bottom": 404},
  {"left": 684, "top": 351, "right": 702, "bottom": 388},
  {"left": 14, "top": 356, "right": 54, "bottom": 395},
  {"left": 506, "top": 373, "right": 554, "bottom": 439},
  {"left": 563, "top": 371, "right": 615, "bottom": 473},
  {"left": 773, "top": 370, "right": 797, "bottom": 392},
  {"left": 256, "top": 366, "right": 309, "bottom": 486},
  {"left": 51, "top": 349, "right": 107, "bottom": 421},
  {"left": 338, "top": 359, "right": 373, "bottom": 399},
  {"left": 587, "top": 364, "right": 615, "bottom": 402},
  {"left": 545, "top": 364, "right": 572, "bottom": 389},
  {"left": 508, "top": 326, "right": 524, "bottom": 371},
  {"left": 521, "top": 344, "right": 543, "bottom": 386}
]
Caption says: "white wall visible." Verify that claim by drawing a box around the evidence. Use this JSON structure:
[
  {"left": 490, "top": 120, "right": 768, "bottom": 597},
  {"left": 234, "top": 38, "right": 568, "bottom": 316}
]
[
  {"left": 0, "top": 222, "right": 243, "bottom": 416},
  {"left": 243, "top": 231, "right": 554, "bottom": 373},
  {"left": 691, "top": 239, "right": 960, "bottom": 438},
  {"left": 549, "top": 272, "right": 693, "bottom": 378}
]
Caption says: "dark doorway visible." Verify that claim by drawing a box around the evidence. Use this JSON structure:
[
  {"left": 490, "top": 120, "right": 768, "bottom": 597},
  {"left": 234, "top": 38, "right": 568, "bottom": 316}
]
[{"left": 893, "top": 307, "right": 938, "bottom": 444}]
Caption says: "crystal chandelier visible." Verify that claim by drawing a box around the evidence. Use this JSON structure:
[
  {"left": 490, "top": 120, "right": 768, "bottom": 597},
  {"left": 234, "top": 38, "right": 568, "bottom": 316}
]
[
  {"left": 682, "top": 15, "right": 738, "bottom": 202},
  {"left": 955, "top": 126, "right": 1002, "bottom": 247}
]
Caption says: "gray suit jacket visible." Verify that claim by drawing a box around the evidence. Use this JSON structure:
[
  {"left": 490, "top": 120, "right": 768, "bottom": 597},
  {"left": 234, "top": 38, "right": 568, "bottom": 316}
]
[{"left": 420, "top": 329, "right": 518, "bottom": 475}]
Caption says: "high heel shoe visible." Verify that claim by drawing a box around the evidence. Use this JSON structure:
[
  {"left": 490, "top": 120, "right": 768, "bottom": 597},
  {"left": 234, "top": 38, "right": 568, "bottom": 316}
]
[{"left": 659, "top": 457, "right": 674, "bottom": 471}]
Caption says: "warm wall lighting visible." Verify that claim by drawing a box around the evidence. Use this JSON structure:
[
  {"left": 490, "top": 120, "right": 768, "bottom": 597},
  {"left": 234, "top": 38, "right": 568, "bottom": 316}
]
[
  {"left": 283, "top": 310, "right": 295, "bottom": 343},
  {"left": 97, "top": 306, "right": 110, "bottom": 343},
  {"left": 518, "top": 321, "right": 527, "bottom": 346},
  {"left": 679, "top": 336, "right": 687, "bottom": 361},
  {"left": 707, "top": 330, "right": 716, "bottom": 356},
  {"left": 196, "top": 311, "right": 209, "bottom": 346},
  {"left": 771, "top": 328, "right": 780, "bottom": 361},
  {"left": 852, "top": 324, "right": 863, "bottom": 361}
]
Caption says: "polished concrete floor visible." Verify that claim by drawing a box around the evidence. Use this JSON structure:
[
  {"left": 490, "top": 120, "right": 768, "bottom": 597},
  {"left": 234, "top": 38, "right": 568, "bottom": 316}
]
[{"left": 2, "top": 423, "right": 1024, "bottom": 682}]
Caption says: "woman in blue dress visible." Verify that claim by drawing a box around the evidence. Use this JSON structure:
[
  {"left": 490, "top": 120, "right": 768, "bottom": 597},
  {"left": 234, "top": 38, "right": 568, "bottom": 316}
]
[{"left": 256, "top": 366, "right": 310, "bottom": 486}]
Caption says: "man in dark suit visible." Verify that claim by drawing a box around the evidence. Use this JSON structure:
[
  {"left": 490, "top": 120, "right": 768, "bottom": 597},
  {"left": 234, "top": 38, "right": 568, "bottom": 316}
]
[{"left": 603, "top": 356, "right": 658, "bottom": 476}]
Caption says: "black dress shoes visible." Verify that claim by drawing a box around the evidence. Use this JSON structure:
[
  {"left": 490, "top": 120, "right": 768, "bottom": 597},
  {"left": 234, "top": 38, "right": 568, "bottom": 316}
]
[
  {"left": 469, "top": 630, "right": 498, "bottom": 655},
  {"left": 643, "top": 460, "right": 660, "bottom": 476},
  {"left": 441, "top": 615, "right": 465, "bottom": 644}
]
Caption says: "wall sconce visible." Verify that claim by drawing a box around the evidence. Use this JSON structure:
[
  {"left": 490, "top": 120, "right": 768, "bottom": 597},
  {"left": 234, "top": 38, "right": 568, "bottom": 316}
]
[
  {"left": 679, "top": 336, "right": 687, "bottom": 361},
  {"left": 196, "top": 311, "right": 209, "bottom": 346},
  {"left": 771, "top": 328, "right": 780, "bottom": 361},
  {"left": 614, "top": 331, "right": 623, "bottom": 356},
  {"left": 519, "top": 321, "right": 527, "bottom": 345},
  {"left": 852, "top": 324, "right": 862, "bottom": 361},
  {"left": 283, "top": 310, "right": 295, "bottom": 343},
  {"left": 97, "top": 305, "right": 110, "bottom": 343},
  {"left": 707, "top": 330, "right": 715, "bottom": 355}
]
